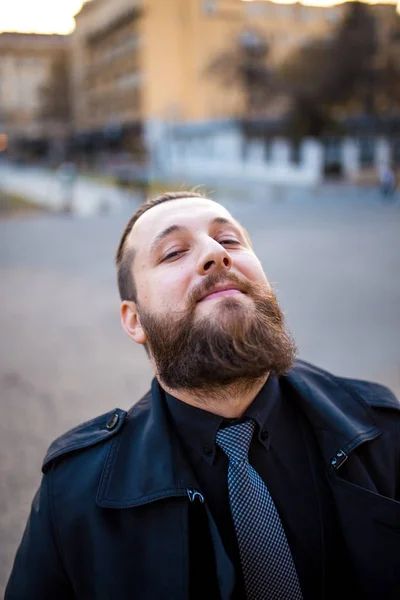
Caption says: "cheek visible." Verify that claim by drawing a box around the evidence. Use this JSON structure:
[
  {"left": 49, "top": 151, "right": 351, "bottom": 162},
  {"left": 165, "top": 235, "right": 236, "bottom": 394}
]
[
  {"left": 141, "top": 267, "right": 191, "bottom": 310},
  {"left": 238, "top": 254, "right": 269, "bottom": 286}
]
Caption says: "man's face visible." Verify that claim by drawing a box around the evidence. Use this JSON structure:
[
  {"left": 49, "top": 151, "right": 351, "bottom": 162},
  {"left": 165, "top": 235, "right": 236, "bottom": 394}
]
[
  {"left": 130, "top": 197, "right": 268, "bottom": 317},
  {"left": 123, "top": 197, "right": 296, "bottom": 389}
]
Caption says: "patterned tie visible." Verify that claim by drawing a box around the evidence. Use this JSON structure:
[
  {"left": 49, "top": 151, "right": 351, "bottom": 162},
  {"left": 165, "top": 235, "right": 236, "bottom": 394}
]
[{"left": 216, "top": 419, "right": 303, "bottom": 600}]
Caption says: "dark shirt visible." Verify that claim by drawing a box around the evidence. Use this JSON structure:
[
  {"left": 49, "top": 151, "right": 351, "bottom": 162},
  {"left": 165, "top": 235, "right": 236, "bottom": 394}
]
[{"left": 165, "top": 375, "right": 349, "bottom": 600}]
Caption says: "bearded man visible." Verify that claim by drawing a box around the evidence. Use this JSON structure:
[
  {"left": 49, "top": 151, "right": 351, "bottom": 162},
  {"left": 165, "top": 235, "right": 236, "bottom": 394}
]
[{"left": 6, "top": 191, "right": 400, "bottom": 600}]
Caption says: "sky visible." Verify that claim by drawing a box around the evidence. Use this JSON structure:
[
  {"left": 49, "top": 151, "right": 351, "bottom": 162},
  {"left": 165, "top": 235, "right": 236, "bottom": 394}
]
[{"left": 0, "top": 0, "right": 398, "bottom": 35}]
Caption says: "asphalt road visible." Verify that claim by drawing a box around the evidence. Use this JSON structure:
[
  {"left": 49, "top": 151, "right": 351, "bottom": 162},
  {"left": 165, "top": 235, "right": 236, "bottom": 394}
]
[{"left": 0, "top": 181, "right": 399, "bottom": 595}]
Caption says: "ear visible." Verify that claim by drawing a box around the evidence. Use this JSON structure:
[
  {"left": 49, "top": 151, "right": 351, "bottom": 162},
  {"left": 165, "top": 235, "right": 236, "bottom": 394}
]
[{"left": 120, "top": 301, "right": 148, "bottom": 345}]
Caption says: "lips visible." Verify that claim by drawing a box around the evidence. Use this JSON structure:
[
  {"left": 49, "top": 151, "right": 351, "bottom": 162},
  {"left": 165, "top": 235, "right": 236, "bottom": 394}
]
[{"left": 198, "top": 284, "right": 244, "bottom": 302}]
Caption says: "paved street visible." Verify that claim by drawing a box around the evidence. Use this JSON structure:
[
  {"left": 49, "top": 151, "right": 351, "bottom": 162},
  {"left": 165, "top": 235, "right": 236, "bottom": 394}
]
[{"left": 0, "top": 179, "right": 399, "bottom": 594}]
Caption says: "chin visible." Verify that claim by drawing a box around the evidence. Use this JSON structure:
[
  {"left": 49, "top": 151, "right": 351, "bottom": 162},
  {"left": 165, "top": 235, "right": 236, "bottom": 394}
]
[
  {"left": 197, "top": 295, "right": 251, "bottom": 321},
  {"left": 218, "top": 295, "right": 248, "bottom": 309},
  {"left": 201, "top": 292, "right": 249, "bottom": 306},
  {"left": 218, "top": 293, "right": 252, "bottom": 308}
]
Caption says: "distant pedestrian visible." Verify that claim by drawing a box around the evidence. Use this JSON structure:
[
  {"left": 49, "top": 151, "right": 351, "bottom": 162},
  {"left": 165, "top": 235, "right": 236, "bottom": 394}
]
[{"left": 378, "top": 163, "right": 396, "bottom": 200}]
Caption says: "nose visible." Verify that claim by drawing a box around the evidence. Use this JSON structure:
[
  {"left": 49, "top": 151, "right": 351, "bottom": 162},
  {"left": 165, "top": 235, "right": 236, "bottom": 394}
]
[{"left": 197, "top": 238, "right": 232, "bottom": 275}]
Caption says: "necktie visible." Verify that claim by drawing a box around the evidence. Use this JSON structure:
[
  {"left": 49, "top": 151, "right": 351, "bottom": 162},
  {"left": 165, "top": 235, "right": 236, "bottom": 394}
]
[{"left": 216, "top": 419, "right": 303, "bottom": 600}]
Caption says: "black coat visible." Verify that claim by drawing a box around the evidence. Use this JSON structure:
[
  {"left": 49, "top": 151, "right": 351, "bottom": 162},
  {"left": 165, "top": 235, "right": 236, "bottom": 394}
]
[{"left": 5, "top": 360, "right": 400, "bottom": 600}]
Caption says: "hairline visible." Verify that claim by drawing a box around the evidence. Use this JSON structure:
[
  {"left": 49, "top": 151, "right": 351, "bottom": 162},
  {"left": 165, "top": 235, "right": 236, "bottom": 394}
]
[{"left": 122, "top": 196, "right": 222, "bottom": 261}]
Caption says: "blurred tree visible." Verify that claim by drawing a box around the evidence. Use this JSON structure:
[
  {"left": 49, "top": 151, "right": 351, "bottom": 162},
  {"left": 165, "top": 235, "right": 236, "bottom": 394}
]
[
  {"left": 207, "top": 2, "right": 400, "bottom": 139},
  {"left": 276, "top": 38, "right": 341, "bottom": 139},
  {"left": 376, "top": 16, "right": 400, "bottom": 114},
  {"left": 279, "top": 1, "right": 400, "bottom": 136},
  {"left": 207, "top": 29, "right": 275, "bottom": 116},
  {"left": 39, "top": 55, "right": 71, "bottom": 122},
  {"left": 324, "top": 1, "right": 378, "bottom": 115}
]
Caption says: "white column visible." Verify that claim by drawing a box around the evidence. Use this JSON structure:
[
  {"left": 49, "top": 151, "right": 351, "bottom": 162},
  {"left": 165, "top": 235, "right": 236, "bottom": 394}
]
[
  {"left": 302, "top": 138, "right": 324, "bottom": 185},
  {"left": 342, "top": 138, "right": 359, "bottom": 182},
  {"left": 271, "top": 138, "right": 290, "bottom": 164},
  {"left": 375, "top": 137, "right": 391, "bottom": 169}
]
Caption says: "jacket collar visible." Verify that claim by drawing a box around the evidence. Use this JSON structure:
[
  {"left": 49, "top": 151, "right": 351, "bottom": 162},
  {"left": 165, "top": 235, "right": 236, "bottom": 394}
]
[
  {"left": 284, "top": 360, "right": 382, "bottom": 468},
  {"left": 97, "top": 361, "right": 382, "bottom": 509},
  {"left": 96, "top": 378, "right": 199, "bottom": 508}
]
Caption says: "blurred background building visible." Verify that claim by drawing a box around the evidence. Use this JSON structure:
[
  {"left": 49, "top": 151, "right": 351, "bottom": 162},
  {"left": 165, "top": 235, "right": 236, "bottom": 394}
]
[
  {"left": 0, "top": 32, "right": 70, "bottom": 161},
  {"left": 1, "top": 0, "right": 399, "bottom": 184}
]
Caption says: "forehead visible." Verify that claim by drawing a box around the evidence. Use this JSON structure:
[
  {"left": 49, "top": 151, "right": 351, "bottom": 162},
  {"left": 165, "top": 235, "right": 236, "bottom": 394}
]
[{"left": 128, "top": 197, "right": 240, "bottom": 253}]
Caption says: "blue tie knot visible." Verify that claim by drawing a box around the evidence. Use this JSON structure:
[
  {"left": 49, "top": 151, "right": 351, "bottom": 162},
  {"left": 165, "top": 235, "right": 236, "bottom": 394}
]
[{"left": 216, "top": 419, "right": 255, "bottom": 464}]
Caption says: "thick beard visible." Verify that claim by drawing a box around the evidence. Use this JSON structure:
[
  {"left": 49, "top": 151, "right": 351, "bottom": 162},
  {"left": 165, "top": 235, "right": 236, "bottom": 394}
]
[{"left": 138, "top": 271, "right": 297, "bottom": 392}]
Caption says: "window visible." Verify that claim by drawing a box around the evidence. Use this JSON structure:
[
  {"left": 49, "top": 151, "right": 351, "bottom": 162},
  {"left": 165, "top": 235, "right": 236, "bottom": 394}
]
[
  {"left": 246, "top": 2, "right": 267, "bottom": 18},
  {"left": 326, "top": 8, "right": 339, "bottom": 23},
  {"left": 279, "top": 4, "right": 293, "bottom": 18},
  {"left": 391, "top": 138, "right": 400, "bottom": 166},
  {"left": 203, "top": 0, "right": 217, "bottom": 14},
  {"left": 264, "top": 139, "right": 272, "bottom": 161},
  {"left": 323, "top": 137, "right": 343, "bottom": 177},
  {"left": 289, "top": 141, "right": 301, "bottom": 165},
  {"left": 358, "top": 138, "right": 375, "bottom": 167},
  {"left": 323, "top": 138, "right": 341, "bottom": 165},
  {"left": 117, "top": 72, "right": 141, "bottom": 89},
  {"left": 300, "top": 7, "right": 314, "bottom": 22}
]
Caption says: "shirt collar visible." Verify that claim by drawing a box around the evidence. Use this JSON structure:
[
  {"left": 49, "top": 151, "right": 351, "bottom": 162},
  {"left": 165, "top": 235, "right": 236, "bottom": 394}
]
[
  {"left": 165, "top": 374, "right": 282, "bottom": 465},
  {"left": 244, "top": 373, "right": 281, "bottom": 449}
]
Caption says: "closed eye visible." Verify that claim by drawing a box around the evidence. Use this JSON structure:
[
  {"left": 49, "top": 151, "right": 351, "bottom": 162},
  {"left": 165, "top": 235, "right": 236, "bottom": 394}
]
[
  {"left": 162, "top": 250, "right": 184, "bottom": 262},
  {"left": 162, "top": 239, "right": 240, "bottom": 262},
  {"left": 220, "top": 239, "right": 240, "bottom": 246}
]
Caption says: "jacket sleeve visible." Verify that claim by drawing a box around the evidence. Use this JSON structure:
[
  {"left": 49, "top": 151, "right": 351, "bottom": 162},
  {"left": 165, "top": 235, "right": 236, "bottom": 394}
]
[{"left": 5, "top": 473, "right": 74, "bottom": 600}]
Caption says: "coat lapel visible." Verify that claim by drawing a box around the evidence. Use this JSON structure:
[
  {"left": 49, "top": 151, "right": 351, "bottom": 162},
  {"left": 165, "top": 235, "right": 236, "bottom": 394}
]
[
  {"left": 96, "top": 378, "right": 199, "bottom": 508},
  {"left": 284, "top": 361, "right": 382, "bottom": 467}
]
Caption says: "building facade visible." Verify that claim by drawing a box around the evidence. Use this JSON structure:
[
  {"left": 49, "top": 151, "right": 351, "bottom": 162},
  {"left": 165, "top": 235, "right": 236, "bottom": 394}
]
[
  {"left": 70, "top": 0, "right": 352, "bottom": 137},
  {"left": 0, "top": 32, "right": 70, "bottom": 158},
  {"left": 71, "top": 0, "right": 398, "bottom": 144},
  {"left": 3, "top": 0, "right": 394, "bottom": 167}
]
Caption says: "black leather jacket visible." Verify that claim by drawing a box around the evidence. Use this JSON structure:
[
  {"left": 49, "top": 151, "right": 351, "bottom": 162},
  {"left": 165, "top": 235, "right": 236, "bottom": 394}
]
[{"left": 5, "top": 360, "right": 400, "bottom": 600}]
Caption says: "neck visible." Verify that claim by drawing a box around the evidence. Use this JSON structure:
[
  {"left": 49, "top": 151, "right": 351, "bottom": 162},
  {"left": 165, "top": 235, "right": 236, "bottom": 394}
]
[{"left": 159, "top": 373, "right": 269, "bottom": 418}]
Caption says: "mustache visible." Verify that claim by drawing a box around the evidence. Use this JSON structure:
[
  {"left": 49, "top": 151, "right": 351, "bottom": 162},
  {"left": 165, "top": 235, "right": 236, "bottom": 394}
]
[{"left": 187, "top": 271, "right": 261, "bottom": 309}]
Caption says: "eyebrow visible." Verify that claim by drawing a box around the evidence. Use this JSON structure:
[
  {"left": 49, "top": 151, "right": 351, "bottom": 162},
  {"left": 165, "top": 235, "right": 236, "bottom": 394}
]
[
  {"left": 213, "top": 216, "right": 252, "bottom": 246},
  {"left": 150, "top": 225, "right": 186, "bottom": 254},
  {"left": 149, "top": 217, "right": 246, "bottom": 255}
]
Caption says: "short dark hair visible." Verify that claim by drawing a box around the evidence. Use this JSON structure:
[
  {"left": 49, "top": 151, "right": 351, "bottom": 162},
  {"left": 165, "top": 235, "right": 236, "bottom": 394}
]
[{"left": 116, "top": 190, "right": 207, "bottom": 302}]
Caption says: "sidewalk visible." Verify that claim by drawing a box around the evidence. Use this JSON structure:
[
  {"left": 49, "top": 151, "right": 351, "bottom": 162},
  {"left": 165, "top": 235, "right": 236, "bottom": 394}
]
[
  {"left": 0, "top": 163, "right": 139, "bottom": 216},
  {"left": 1, "top": 162, "right": 399, "bottom": 219}
]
